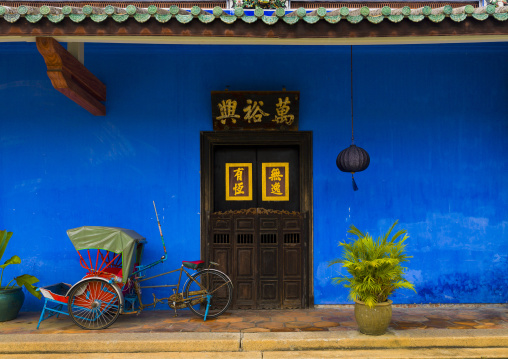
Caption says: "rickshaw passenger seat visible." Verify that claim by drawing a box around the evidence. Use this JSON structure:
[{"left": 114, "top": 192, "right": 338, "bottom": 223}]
[
  {"left": 102, "top": 267, "right": 123, "bottom": 278},
  {"left": 182, "top": 260, "right": 205, "bottom": 270}
]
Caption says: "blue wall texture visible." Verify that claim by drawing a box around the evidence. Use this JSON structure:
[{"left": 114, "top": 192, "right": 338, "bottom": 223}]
[{"left": 0, "top": 42, "right": 507, "bottom": 311}]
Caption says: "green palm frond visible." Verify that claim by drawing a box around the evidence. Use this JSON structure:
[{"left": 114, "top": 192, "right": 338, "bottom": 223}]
[
  {"left": 0, "top": 230, "right": 13, "bottom": 263},
  {"left": 329, "top": 221, "right": 416, "bottom": 308}
]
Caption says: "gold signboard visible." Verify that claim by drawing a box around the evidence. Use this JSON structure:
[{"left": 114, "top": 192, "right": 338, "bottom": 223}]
[
  {"left": 262, "top": 162, "right": 289, "bottom": 201},
  {"left": 211, "top": 91, "right": 299, "bottom": 131},
  {"left": 226, "top": 163, "right": 253, "bottom": 201}
]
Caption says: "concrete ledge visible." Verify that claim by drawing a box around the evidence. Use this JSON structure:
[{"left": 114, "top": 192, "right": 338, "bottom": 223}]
[
  {"left": 1, "top": 330, "right": 508, "bottom": 354},
  {"left": 263, "top": 348, "right": 508, "bottom": 358},
  {"left": 241, "top": 329, "right": 508, "bottom": 351},
  {"left": 2, "top": 349, "right": 508, "bottom": 359},
  {"left": 0, "top": 333, "right": 241, "bottom": 353}
]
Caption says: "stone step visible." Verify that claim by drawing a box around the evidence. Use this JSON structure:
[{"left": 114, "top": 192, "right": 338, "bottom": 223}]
[{"left": 0, "top": 330, "right": 507, "bottom": 354}]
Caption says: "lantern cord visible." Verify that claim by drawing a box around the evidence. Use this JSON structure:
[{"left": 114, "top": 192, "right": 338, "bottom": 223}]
[
  {"left": 350, "top": 45, "right": 354, "bottom": 145},
  {"left": 352, "top": 173, "right": 358, "bottom": 191}
]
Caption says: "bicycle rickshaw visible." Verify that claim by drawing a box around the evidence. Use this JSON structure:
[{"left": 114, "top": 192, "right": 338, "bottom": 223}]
[{"left": 37, "top": 207, "right": 233, "bottom": 330}]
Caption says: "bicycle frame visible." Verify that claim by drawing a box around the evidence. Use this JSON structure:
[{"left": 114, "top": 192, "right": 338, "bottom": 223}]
[
  {"left": 125, "top": 261, "right": 212, "bottom": 319},
  {"left": 119, "top": 203, "right": 230, "bottom": 321}
]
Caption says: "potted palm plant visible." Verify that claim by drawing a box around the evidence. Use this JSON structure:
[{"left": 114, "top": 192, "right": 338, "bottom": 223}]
[
  {"left": 329, "top": 221, "right": 416, "bottom": 335},
  {"left": 0, "top": 230, "right": 41, "bottom": 321}
]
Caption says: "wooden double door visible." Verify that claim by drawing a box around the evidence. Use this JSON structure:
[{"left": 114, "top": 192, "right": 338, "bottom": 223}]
[
  {"left": 201, "top": 132, "right": 312, "bottom": 310},
  {"left": 209, "top": 208, "right": 307, "bottom": 309}
]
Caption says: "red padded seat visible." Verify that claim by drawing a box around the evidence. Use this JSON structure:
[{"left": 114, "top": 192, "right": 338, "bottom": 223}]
[{"left": 182, "top": 260, "right": 205, "bottom": 270}]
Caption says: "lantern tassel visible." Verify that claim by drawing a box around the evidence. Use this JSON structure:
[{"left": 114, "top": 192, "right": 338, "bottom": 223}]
[{"left": 352, "top": 173, "right": 358, "bottom": 191}]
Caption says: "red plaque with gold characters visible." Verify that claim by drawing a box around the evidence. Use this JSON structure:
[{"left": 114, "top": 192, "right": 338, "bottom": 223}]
[
  {"left": 262, "top": 162, "right": 289, "bottom": 201},
  {"left": 226, "top": 163, "right": 253, "bottom": 201}
]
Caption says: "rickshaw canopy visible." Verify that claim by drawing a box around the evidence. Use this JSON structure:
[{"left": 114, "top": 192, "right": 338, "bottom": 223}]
[{"left": 67, "top": 226, "right": 146, "bottom": 283}]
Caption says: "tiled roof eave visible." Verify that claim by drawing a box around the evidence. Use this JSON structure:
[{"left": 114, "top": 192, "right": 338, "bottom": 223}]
[{"left": 0, "top": 4, "right": 507, "bottom": 25}]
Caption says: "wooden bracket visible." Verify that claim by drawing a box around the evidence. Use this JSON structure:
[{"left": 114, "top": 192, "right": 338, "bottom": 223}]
[{"left": 36, "top": 37, "right": 106, "bottom": 116}]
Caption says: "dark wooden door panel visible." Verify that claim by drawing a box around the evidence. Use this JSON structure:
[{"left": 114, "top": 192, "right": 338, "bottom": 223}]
[
  {"left": 210, "top": 209, "right": 306, "bottom": 309},
  {"left": 236, "top": 218, "right": 255, "bottom": 231},
  {"left": 212, "top": 248, "right": 231, "bottom": 276},
  {"left": 237, "top": 248, "right": 255, "bottom": 276},
  {"left": 236, "top": 280, "right": 255, "bottom": 307},
  {"left": 259, "top": 279, "right": 279, "bottom": 309},
  {"left": 283, "top": 281, "right": 302, "bottom": 308},
  {"left": 283, "top": 247, "right": 301, "bottom": 277},
  {"left": 260, "top": 247, "right": 278, "bottom": 277}
]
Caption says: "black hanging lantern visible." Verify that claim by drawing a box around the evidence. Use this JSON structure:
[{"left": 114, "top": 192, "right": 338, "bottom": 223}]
[
  {"left": 337, "top": 46, "right": 370, "bottom": 191},
  {"left": 336, "top": 145, "right": 370, "bottom": 191}
]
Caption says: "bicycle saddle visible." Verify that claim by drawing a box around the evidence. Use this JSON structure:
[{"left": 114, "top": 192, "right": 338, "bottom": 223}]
[{"left": 182, "top": 260, "right": 205, "bottom": 270}]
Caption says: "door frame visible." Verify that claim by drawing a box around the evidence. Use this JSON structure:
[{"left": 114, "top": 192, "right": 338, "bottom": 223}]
[{"left": 200, "top": 131, "right": 313, "bottom": 307}]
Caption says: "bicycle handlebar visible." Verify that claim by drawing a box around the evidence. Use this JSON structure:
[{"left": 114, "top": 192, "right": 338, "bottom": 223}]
[{"left": 153, "top": 201, "right": 167, "bottom": 255}]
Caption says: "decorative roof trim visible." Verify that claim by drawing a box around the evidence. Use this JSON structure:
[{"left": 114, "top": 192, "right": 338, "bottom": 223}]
[{"left": 1, "top": 4, "right": 507, "bottom": 24}]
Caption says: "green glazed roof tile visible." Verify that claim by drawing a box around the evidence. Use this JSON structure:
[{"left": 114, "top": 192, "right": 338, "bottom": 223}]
[
  {"left": 494, "top": 12, "right": 508, "bottom": 20},
  {"left": 176, "top": 13, "right": 193, "bottom": 23},
  {"left": 169, "top": 5, "right": 180, "bottom": 15},
  {"left": 283, "top": 15, "right": 299, "bottom": 24},
  {"left": 367, "top": 15, "right": 383, "bottom": 23},
  {"left": 220, "top": 14, "right": 236, "bottom": 23},
  {"left": 3, "top": 13, "right": 19, "bottom": 22},
  {"left": 401, "top": 6, "right": 411, "bottom": 16},
  {"left": 450, "top": 13, "right": 467, "bottom": 21},
  {"left": 25, "top": 13, "right": 42, "bottom": 22},
  {"left": 39, "top": 5, "right": 50, "bottom": 15},
  {"left": 112, "top": 13, "right": 128, "bottom": 22},
  {"left": 316, "top": 7, "right": 326, "bottom": 17},
  {"left": 473, "top": 13, "right": 489, "bottom": 20},
  {"left": 429, "top": 13, "right": 445, "bottom": 22},
  {"left": 388, "top": 14, "right": 404, "bottom": 22},
  {"left": 303, "top": 15, "right": 319, "bottom": 23},
  {"left": 198, "top": 13, "right": 214, "bottom": 22},
  {"left": 148, "top": 5, "right": 158, "bottom": 14},
  {"left": 47, "top": 13, "right": 64, "bottom": 22},
  {"left": 235, "top": 6, "right": 245, "bottom": 17},
  {"left": 408, "top": 14, "right": 425, "bottom": 22},
  {"left": 381, "top": 6, "right": 391, "bottom": 16},
  {"left": 1, "top": 4, "right": 507, "bottom": 26},
  {"left": 155, "top": 13, "right": 171, "bottom": 22},
  {"left": 346, "top": 15, "right": 362, "bottom": 23},
  {"left": 241, "top": 15, "right": 257, "bottom": 23},
  {"left": 69, "top": 13, "right": 86, "bottom": 22},
  {"left": 134, "top": 13, "right": 151, "bottom": 22},
  {"left": 324, "top": 14, "right": 340, "bottom": 23}
]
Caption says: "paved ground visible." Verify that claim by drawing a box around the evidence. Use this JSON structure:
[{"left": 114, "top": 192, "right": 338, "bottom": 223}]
[
  {"left": 1, "top": 306, "right": 507, "bottom": 358},
  {"left": 2, "top": 305, "right": 507, "bottom": 334}
]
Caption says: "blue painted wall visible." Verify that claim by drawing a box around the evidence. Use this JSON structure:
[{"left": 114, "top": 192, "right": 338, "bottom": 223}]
[{"left": 0, "top": 42, "right": 507, "bottom": 311}]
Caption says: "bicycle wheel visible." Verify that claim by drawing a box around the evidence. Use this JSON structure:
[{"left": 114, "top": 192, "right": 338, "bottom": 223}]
[
  {"left": 67, "top": 278, "right": 121, "bottom": 330},
  {"left": 184, "top": 269, "right": 233, "bottom": 319}
]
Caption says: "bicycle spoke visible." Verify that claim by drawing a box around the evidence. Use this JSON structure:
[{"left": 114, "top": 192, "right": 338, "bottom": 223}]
[
  {"left": 68, "top": 279, "right": 120, "bottom": 330},
  {"left": 184, "top": 270, "right": 232, "bottom": 319}
]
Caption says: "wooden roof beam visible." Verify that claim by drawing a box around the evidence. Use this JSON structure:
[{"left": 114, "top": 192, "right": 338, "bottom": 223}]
[{"left": 36, "top": 37, "right": 106, "bottom": 116}]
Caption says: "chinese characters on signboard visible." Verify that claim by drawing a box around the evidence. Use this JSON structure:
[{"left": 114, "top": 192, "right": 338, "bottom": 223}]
[
  {"left": 225, "top": 163, "right": 290, "bottom": 202},
  {"left": 212, "top": 91, "right": 299, "bottom": 131},
  {"left": 262, "top": 162, "right": 289, "bottom": 201},
  {"left": 225, "top": 163, "right": 253, "bottom": 201}
]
